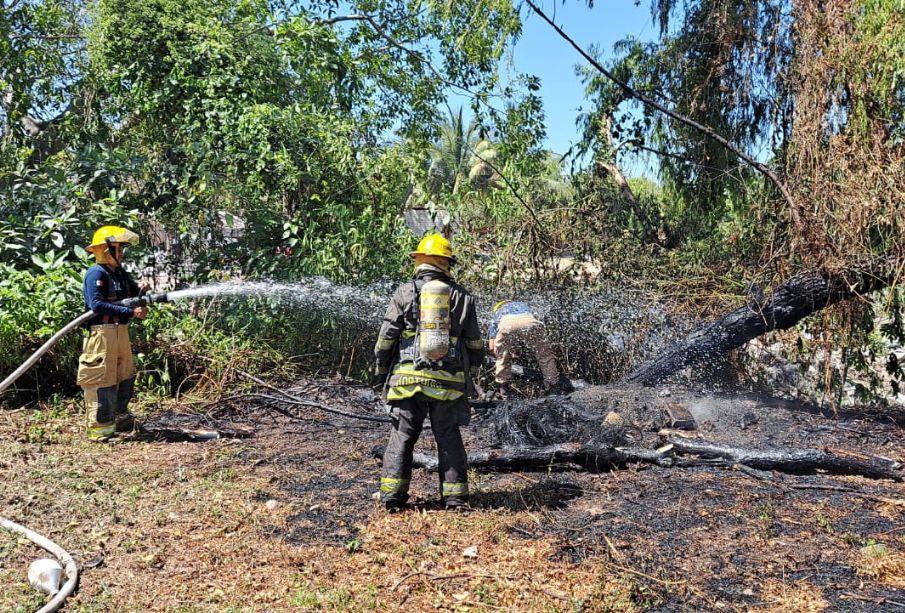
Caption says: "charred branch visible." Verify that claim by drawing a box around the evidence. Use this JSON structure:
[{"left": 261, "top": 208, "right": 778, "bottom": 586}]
[
  {"left": 230, "top": 367, "right": 391, "bottom": 423},
  {"left": 374, "top": 438, "right": 901, "bottom": 480},
  {"left": 373, "top": 443, "right": 672, "bottom": 471},
  {"left": 666, "top": 438, "right": 902, "bottom": 480}
]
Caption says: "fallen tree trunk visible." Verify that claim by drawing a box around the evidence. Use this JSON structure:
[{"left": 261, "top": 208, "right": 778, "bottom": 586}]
[
  {"left": 666, "top": 438, "right": 902, "bottom": 480},
  {"left": 374, "top": 439, "right": 902, "bottom": 480},
  {"left": 626, "top": 257, "right": 899, "bottom": 385}
]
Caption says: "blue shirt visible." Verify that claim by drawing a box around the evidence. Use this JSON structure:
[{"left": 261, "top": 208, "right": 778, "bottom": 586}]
[
  {"left": 82, "top": 264, "right": 139, "bottom": 327},
  {"left": 487, "top": 301, "right": 534, "bottom": 340}
]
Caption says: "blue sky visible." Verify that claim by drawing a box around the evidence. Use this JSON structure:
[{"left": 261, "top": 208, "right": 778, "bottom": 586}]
[
  {"left": 446, "top": 0, "right": 658, "bottom": 177},
  {"left": 511, "top": 0, "right": 656, "bottom": 157}
]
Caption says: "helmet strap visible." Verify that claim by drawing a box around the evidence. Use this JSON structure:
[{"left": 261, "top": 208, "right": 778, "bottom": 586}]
[{"left": 105, "top": 237, "right": 121, "bottom": 267}]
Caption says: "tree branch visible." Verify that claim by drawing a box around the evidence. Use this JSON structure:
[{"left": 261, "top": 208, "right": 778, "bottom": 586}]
[
  {"left": 314, "top": 13, "right": 489, "bottom": 104},
  {"left": 1, "top": 88, "right": 74, "bottom": 163},
  {"left": 318, "top": 14, "right": 369, "bottom": 26},
  {"left": 524, "top": 0, "right": 801, "bottom": 232}
]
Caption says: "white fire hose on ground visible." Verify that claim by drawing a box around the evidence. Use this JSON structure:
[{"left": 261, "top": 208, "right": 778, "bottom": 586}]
[
  {"left": 0, "top": 516, "right": 78, "bottom": 613},
  {"left": 0, "top": 311, "right": 101, "bottom": 610},
  {"left": 0, "top": 310, "right": 97, "bottom": 396},
  {"left": 0, "top": 295, "right": 168, "bottom": 608}
]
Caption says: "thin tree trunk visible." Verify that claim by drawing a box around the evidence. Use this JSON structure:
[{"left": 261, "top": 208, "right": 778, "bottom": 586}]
[{"left": 666, "top": 438, "right": 902, "bottom": 480}]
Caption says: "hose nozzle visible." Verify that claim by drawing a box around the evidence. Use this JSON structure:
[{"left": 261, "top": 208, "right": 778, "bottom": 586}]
[{"left": 119, "top": 292, "right": 169, "bottom": 308}]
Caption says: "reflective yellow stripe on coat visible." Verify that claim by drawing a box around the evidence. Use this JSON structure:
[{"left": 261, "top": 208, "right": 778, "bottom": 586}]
[
  {"left": 386, "top": 384, "right": 463, "bottom": 402},
  {"left": 391, "top": 366, "right": 465, "bottom": 385}
]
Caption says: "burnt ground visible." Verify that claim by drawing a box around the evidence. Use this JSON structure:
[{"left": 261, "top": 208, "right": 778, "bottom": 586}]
[{"left": 1, "top": 378, "right": 904, "bottom": 612}]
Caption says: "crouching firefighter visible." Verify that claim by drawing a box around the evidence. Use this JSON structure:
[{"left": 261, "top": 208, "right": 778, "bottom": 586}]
[
  {"left": 78, "top": 226, "right": 147, "bottom": 441},
  {"left": 374, "top": 234, "right": 484, "bottom": 512},
  {"left": 488, "top": 300, "right": 564, "bottom": 398}
]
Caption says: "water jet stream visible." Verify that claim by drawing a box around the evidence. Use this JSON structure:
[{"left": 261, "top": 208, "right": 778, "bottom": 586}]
[
  {"left": 2, "top": 277, "right": 669, "bottom": 397},
  {"left": 0, "top": 279, "right": 392, "bottom": 396}
]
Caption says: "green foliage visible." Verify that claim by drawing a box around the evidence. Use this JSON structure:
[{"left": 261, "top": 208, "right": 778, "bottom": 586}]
[
  {"left": 849, "top": 0, "right": 905, "bottom": 142},
  {"left": 268, "top": 147, "right": 415, "bottom": 282},
  {"left": 0, "top": 156, "right": 145, "bottom": 398},
  {"left": 0, "top": 158, "right": 140, "bottom": 269},
  {"left": 0, "top": 0, "right": 535, "bottom": 406},
  {"left": 425, "top": 106, "right": 489, "bottom": 198},
  {"left": 4, "top": 0, "right": 526, "bottom": 285},
  {"left": 0, "top": 263, "right": 85, "bottom": 393},
  {"left": 23, "top": 403, "right": 69, "bottom": 443}
]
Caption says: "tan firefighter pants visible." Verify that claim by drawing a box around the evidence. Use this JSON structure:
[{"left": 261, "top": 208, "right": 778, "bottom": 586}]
[
  {"left": 493, "top": 314, "right": 559, "bottom": 386},
  {"left": 77, "top": 324, "right": 136, "bottom": 440}
]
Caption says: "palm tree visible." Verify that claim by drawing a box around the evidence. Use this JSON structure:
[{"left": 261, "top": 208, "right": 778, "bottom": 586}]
[
  {"left": 426, "top": 106, "right": 497, "bottom": 197},
  {"left": 402, "top": 106, "right": 502, "bottom": 238},
  {"left": 534, "top": 150, "right": 574, "bottom": 204}
]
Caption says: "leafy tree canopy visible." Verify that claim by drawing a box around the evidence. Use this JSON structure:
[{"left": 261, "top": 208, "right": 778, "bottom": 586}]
[{"left": 2, "top": 0, "right": 524, "bottom": 282}]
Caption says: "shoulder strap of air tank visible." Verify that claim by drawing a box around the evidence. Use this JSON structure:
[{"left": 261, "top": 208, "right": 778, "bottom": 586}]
[{"left": 410, "top": 278, "right": 425, "bottom": 312}]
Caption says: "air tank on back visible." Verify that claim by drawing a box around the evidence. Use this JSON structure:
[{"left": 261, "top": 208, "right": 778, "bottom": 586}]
[{"left": 419, "top": 279, "right": 451, "bottom": 361}]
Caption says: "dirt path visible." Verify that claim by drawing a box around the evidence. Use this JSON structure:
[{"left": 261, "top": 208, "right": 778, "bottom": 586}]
[{"left": 2, "top": 380, "right": 904, "bottom": 612}]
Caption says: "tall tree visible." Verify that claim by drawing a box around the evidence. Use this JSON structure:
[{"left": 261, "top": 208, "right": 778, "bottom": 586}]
[
  {"left": 578, "top": 0, "right": 902, "bottom": 270},
  {"left": 1, "top": 0, "right": 526, "bottom": 280}
]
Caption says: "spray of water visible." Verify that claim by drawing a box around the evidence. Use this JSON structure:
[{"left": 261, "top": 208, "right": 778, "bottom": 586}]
[
  {"left": 160, "top": 279, "right": 687, "bottom": 383},
  {"left": 483, "top": 288, "right": 689, "bottom": 384},
  {"left": 164, "top": 279, "right": 395, "bottom": 326}
]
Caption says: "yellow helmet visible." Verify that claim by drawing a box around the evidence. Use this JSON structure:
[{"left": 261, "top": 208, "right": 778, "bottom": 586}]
[
  {"left": 493, "top": 300, "right": 510, "bottom": 314},
  {"left": 410, "top": 233, "right": 455, "bottom": 260},
  {"left": 86, "top": 225, "right": 139, "bottom": 252}
]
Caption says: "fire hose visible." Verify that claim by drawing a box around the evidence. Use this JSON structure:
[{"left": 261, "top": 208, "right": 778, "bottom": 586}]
[
  {"left": 0, "top": 293, "right": 169, "bottom": 396},
  {"left": 0, "top": 292, "right": 168, "bottom": 608},
  {"left": 0, "top": 517, "right": 78, "bottom": 613}
]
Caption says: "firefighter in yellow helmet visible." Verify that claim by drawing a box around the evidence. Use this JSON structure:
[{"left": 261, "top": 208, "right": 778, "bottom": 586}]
[
  {"left": 77, "top": 226, "right": 146, "bottom": 441},
  {"left": 488, "top": 299, "right": 563, "bottom": 398},
  {"left": 373, "top": 233, "right": 484, "bottom": 511}
]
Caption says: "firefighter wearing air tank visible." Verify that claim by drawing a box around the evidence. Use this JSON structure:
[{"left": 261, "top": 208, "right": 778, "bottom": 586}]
[
  {"left": 78, "top": 226, "right": 146, "bottom": 441},
  {"left": 373, "top": 234, "right": 484, "bottom": 511}
]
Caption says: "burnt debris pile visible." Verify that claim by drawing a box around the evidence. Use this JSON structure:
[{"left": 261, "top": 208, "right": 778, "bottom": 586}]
[
  {"left": 487, "top": 397, "right": 629, "bottom": 449},
  {"left": 441, "top": 387, "right": 904, "bottom": 479}
]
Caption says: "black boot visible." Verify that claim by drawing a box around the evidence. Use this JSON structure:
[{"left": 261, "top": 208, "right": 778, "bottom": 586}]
[
  {"left": 384, "top": 500, "right": 407, "bottom": 513},
  {"left": 444, "top": 498, "right": 471, "bottom": 511},
  {"left": 115, "top": 377, "right": 136, "bottom": 432}
]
